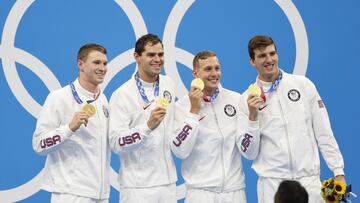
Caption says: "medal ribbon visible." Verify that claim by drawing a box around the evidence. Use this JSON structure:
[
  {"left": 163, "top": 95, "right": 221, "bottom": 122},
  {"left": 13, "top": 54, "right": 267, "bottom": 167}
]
[
  {"left": 256, "top": 70, "right": 283, "bottom": 102},
  {"left": 203, "top": 88, "right": 220, "bottom": 102},
  {"left": 134, "top": 72, "right": 159, "bottom": 104},
  {"left": 70, "top": 82, "right": 100, "bottom": 104}
]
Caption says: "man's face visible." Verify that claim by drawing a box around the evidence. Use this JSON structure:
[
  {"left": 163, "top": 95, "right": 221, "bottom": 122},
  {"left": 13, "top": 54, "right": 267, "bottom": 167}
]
[
  {"left": 250, "top": 44, "right": 279, "bottom": 82},
  {"left": 78, "top": 50, "right": 107, "bottom": 86},
  {"left": 135, "top": 42, "right": 164, "bottom": 80},
  {"left": 193, "top": 56, "right": 221, "bottom": 94}
]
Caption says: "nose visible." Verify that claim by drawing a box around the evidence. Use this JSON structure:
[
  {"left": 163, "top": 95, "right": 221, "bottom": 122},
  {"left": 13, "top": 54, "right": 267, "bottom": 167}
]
[
  {"left": 154, "top": 54, "right": 163, "bottom": 62},
  {"left": 265, "top": 55, "right": 273, "bottom": 63},
  {"left": 99, "top": 63, "right": 107, "bottom": 71}
]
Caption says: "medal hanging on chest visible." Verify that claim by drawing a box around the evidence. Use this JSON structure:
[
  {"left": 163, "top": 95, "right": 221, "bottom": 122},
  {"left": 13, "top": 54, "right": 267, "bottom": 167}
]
[
  {"left": 134, "top": 72, "right": 160, "bottom": 105},
  {"left": 70, "top": 82, "right": 99, "bottom": 117},
  {"left": 256, "top": 70, "right": 283, "bottom": 103}
]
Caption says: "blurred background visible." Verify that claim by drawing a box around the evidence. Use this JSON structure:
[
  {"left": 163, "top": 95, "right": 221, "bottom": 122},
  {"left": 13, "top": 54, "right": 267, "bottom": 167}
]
[{"left": 1, "top": 1, "right": 359, "bottom": 202}]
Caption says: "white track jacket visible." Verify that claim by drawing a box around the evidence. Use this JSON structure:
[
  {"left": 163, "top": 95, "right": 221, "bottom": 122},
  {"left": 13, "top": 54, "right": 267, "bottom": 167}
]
[
  {"left": 109, "top": 74, "right": 177, "bottom": 188},
  {"left": 171, "top": 86, "right": 254, "bottom": 192},
  {"left": 239, "top": 71, "right": 344, "bottom": 179},
  {"left": 32, "top": 79, "right": 111, "bottom": 199}
]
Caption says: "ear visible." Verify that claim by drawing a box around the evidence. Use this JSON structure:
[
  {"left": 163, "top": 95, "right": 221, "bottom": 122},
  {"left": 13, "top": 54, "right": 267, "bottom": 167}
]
[
  {"left": 249, "top": 57, "right": 255, "bottom": 67},
  {"left": 192, "top": 69, "right": 198, "bottom": 78},
  {"left": 134, "top": 52, "right": 140, "bottom": 63},
  {"left": 77, "top": 59, "right": 84, "bottom": 71}
]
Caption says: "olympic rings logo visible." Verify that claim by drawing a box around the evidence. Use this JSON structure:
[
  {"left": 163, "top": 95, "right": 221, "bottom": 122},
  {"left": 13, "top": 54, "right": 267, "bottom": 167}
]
[{"left": 0, "top": 0, "right": 308, "bottom": 202}]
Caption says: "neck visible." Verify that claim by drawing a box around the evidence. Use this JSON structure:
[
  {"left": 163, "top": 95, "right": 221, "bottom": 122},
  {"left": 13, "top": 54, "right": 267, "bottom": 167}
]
[
  {"left": 260, "top": 68, "right": 280, "bottom": 82},
  {"left": 138, "top": 69, "right": 158, "bottom": 83},
  {"left": 204, "top": 87, "right": 217, "bottom": 97},
  {"left": 78, "top": 76, "right": 98, "bottom": 93}
]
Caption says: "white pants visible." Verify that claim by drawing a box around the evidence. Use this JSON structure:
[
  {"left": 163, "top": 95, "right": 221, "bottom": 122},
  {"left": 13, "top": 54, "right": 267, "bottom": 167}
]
[
  {"left": 185, "top": 188, "right": 247, "bottom": 203},
  {"left": 119, "top": 183, "right": 176, "bottom": 203},
  {"left": 257, "top": 176, "right": 325, "bottom": 203},
  {"left": 51, "top": 193, "right": 108, "bottom": 203}
]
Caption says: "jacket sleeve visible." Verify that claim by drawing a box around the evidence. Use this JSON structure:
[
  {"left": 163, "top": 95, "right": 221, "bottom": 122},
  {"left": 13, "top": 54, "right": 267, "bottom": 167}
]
[
  {"left": 236, "top": 93, "right": 261, "bottom": 160},
  {"left": 308, "top": 79, "right": 345, "bottom": 176},
  {"left": 170, "top": 98, "right": 200, "bottom": 159},
  {"left": 108, "top": 91, "right": 153, "bottom": 154},
  {"left": 32, "top": 92, "right": 74, "bottom": 155}
]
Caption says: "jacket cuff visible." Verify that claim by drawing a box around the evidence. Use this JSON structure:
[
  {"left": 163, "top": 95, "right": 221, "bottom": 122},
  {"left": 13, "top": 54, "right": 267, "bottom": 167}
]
[
  {"left": 186, "top": 112, "right": 200, "bottom": 126},
  {"left": 248, "top": 119, "right": 259, "bottom": 130},
  {"left": 63, "top": 124, "right": 74, "bottom": 138},
  {"left": 333, "top": 168, "right": 345, "bottom": 177},
  {"left": 139, "top": 123, "right": 152, "bottom": 138}
]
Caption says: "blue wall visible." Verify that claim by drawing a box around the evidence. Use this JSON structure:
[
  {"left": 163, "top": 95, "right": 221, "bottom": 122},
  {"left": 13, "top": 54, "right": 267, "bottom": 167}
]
[{"left": 1, "top": 1, "right": 359, "bottom": 202}]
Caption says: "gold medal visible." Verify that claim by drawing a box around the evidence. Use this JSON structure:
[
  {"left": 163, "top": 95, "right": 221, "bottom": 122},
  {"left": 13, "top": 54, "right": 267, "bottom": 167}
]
[
  {"left": 247, "top": 84, "right": 261, "bottom": 96},
  {"left": 191, "top": 78, "right": 204, "bottom": 90},
  {"left": 156, "top": 97, "right": 169, "bottom": 109},
  {"left": 83, "top": 104, "right": 96, "bottom": 117}
]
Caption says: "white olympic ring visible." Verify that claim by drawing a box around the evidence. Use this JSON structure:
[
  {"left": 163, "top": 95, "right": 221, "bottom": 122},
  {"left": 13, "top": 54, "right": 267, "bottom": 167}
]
[
  {"left": 0, "top": 0, "right": 147, "bottom": 202},
  {"left": 0, "top": 0, "right": 308, "bottom": 202},
  {"left": 163, "top": 0, "right": 308, "bottom": 97}
]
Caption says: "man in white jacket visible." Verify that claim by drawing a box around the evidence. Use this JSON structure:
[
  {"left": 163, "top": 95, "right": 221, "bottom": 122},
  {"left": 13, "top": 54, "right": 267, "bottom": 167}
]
[
  {"left": 239, "top": 35, "right": 346, "bottom": 203},
  {"left": 171, "top": 50, "right": 252, "bottom": 202},
  {"left": 32, "top": 44, "right": 111, "bottom": 203},
  {"left": 109, "top": 34, "right": 177, "bottom": 203}
]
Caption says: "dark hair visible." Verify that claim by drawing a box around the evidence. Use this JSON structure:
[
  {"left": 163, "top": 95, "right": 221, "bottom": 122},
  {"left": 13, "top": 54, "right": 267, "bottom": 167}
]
[
  {"left": 248, "top": 35, "right": 277, "bottom": 60},
  {"left": 274, "top": 180, "right": 308, "bottom": 203},
  {"left": 135, "top": 33, "right": 163, "bottom": 56},
  {"left": 77, "top": 43, "right": 107, "bottom": 61},
  {"left": 193, "top": 50, "right": 217, "bottom": 70}
]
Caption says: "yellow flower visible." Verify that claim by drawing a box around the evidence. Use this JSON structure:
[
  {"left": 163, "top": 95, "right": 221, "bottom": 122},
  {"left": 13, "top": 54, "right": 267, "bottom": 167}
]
[
  {"left": 333, "top": 181, "right": 346, "bottom": 195},
  {"left": 322, "top": 179, "right": 331, "bottom": 189}
]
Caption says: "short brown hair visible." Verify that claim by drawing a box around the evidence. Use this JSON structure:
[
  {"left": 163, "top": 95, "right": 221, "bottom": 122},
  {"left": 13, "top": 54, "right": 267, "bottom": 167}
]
[
  {"left": 77, "top": 43, "right": 107, "bottom": 61},
  {"left": 135, "top": 34, "right": 163, "bottom": 56},
  {"left": 248, "top": 35, "right": 276, "bottom": 60},
  {"left": 193, "top": 50, "right": 217, "bottom": 70}
]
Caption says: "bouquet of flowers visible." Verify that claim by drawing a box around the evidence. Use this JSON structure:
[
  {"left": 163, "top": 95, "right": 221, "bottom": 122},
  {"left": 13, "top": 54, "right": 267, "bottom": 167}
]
[{"left": 321, "top": 177, "right": 352, "bottom": 202}]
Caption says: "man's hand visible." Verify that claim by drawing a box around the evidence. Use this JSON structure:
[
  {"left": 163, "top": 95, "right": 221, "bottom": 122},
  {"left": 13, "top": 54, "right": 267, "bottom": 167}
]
[
  {"left": 69, "top": 111, "right": 90, "bottom": 132},
  {"left": 335, "top": 175, "right": 346, "bottom": 183},
  {"left": 189, "top": 86, "right": 203, "bottom": 114},
  {"left": 147, "top": 107, "right": 167, "bottom": 130},
  {"left": 247, "top": 94, "right": 263, "bottom": 121}
]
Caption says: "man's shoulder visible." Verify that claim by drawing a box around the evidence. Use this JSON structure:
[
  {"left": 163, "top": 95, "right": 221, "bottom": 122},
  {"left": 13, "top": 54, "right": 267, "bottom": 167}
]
[
  {"left": 47, "top": 85, "right": 71, "bottom": 99},
  {"left": 282, "top": 71, "right": 310, "bottom": 84},
  {"left": 159, "top": 74, "right": 175, "bottom": 85},
  {"left": 111, "top": 78, "right": 135, "bottom": 96},
  {"left": 220, "top": 86, "right": 242, "bottom": 100}
]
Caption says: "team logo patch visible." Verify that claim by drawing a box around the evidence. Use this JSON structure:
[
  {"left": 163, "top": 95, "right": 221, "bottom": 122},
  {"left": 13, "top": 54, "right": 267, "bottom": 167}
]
[
  {"left": 224, "top": 104, "right": 236, "bottom": 117},
  {"left": 102, "top": 105, "right": 109, "bottom": 118},
  {"left": 163, "top": 90, "right": 172, "bottom": 103},
  {"left": 288, "top": 89, "right": 300, "bottom": 102}
]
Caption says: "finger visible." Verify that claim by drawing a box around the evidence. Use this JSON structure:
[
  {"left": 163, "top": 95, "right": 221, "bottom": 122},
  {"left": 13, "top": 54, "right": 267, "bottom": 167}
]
[{"left": 82, "top": 118, "right": 88, "bottom": 127}]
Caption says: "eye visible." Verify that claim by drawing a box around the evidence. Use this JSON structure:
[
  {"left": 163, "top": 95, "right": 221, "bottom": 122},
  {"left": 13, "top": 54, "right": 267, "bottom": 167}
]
[
  {"left": 270, "top": 51, "right": 276, "bottom": 56},
  {"left": 257, "top": 54, "right": 266, "bottom": 58},
  {"left": 147, "top": 53, "right": 156, "bottom": 57},
  {"left": 93, "top": 60, "right": 101, "bottom": 65}
]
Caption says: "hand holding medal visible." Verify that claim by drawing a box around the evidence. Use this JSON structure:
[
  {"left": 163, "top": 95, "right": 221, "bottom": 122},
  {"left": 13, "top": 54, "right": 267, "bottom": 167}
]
[
  {"left": 247, "top": 84, "right": 264, "bottom": 121},
  {"left": 191, "top": 78, "right": 205, "bottom": 90}
]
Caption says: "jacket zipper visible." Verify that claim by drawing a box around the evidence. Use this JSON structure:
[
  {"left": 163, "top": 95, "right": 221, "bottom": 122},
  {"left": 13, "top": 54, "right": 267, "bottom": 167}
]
[
  {"left": 162, "top": 122, "right": 171, "bottom": 182},
  {"left": 98, "top": 103, "right": 104, "bottom": 199},
  {"left": 278, "top": 98, "right": 294, "bottom": 179},
  {"left": 211, "top": 104, "right": 225, "bottom": 192}
]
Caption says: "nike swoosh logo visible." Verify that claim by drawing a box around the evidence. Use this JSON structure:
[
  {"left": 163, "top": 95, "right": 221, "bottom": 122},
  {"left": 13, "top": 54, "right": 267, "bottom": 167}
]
[
  {"left": 143, "top": 103, "right": 151, "bottom": 110},
  {"left": 258, "top": 104, "right": 268, "bottom": 111},
  {"left": 199, "top": 116, "right": 206, "bottom": 121}
]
